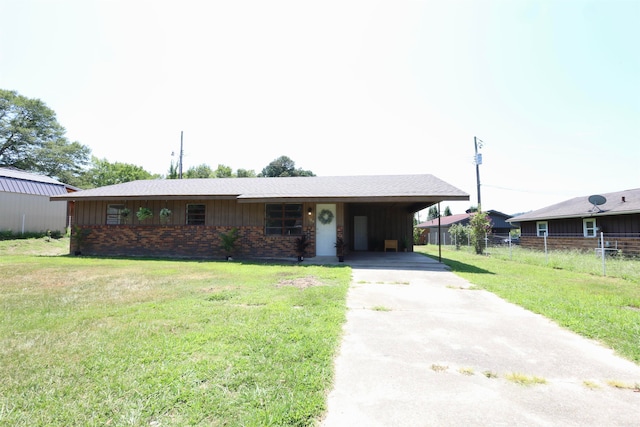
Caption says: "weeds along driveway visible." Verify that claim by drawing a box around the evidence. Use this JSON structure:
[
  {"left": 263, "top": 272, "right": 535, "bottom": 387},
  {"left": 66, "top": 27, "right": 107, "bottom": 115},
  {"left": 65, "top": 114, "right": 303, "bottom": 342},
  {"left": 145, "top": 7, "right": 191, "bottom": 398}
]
[{"left": 322, "top": 264, "right": 640, "bottom": 427}]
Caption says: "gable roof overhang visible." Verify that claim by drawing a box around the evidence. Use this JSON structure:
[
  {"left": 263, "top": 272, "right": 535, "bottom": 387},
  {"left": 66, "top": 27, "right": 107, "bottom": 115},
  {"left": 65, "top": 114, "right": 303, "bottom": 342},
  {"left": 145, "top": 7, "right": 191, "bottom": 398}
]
[{"left": 50, "top": 174, "right": 469, "bottom": 213}]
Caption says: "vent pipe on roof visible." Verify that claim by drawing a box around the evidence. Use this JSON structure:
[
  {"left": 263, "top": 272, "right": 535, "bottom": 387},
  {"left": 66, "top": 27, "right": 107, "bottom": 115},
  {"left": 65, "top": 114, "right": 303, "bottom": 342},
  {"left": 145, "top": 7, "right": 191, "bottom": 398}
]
[{"left": 622, "top": 196, "right": 626, "bottom": 202}]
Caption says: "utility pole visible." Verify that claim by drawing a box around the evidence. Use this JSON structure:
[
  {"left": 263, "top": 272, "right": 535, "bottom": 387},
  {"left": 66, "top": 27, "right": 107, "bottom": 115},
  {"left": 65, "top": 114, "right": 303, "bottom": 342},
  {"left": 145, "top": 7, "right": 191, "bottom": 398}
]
[{"left": 474, "top": 136, "right": 483, "bottom": 211}]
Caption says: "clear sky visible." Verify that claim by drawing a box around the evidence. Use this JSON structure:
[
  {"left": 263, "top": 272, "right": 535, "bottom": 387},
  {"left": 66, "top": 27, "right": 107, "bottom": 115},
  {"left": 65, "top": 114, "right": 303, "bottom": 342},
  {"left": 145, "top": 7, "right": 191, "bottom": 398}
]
[{"left": 1, "top": 0, "right": 638, "bottom": 216}]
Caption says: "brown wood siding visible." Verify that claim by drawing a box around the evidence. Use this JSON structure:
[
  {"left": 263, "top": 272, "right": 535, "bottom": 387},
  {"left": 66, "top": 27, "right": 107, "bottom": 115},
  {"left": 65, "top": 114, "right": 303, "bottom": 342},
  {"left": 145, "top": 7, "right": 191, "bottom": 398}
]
[
  {"left": 73, "top": 200, "right": 268, "bottom": 227},
  {"left": 599, "top": 213, "right": 640, "bottom": 234},
  {"left": 346, "top": 203, "right": 414, "bottom": 251}
]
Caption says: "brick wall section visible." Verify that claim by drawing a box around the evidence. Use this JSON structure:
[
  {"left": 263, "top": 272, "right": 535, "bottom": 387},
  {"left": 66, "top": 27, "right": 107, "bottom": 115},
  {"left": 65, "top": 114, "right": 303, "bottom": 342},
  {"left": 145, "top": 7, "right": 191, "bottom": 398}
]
[
  {"left": 72, "top": 225, "right": 317, "bottom": 259},
  {"left": 521, "top": 236, "right": 640, "bottom": 256}
]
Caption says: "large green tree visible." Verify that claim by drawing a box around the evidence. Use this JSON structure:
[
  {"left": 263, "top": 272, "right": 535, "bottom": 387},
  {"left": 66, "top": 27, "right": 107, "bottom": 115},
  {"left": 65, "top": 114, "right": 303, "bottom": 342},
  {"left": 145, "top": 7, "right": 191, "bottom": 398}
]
[
  {"left": 81, "top": 157, "right": 158, "bottom": 188},
  {"left": 0, "top": 89, "right": 91, "bottom": 184},
  {"left": 259, "top": 155, "right": 315, "bottom": 177}
]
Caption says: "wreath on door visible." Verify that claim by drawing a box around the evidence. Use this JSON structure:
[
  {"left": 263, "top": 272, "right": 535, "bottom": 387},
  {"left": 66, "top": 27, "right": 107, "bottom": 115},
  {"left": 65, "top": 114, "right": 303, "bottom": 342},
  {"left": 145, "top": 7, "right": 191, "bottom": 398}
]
[{"left": 318, "top": 209, "right": 334, "bottom": 225}]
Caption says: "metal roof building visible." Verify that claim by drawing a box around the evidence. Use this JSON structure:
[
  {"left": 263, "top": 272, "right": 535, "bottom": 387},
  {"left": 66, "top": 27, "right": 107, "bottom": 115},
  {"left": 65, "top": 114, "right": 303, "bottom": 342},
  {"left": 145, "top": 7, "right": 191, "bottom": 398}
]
[{"left": 0, "top": 167, "right": 76, "bottom": 234}]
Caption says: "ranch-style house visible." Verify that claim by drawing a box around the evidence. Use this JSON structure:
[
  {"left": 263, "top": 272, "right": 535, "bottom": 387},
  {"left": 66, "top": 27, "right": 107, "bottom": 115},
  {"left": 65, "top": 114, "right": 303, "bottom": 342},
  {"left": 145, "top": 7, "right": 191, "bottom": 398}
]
[
  {"left": 51, "top": 174, "right": 469, "bottom": 259},
  {"left": 507, "top": 188, "right": 640, "bottom": 256}
]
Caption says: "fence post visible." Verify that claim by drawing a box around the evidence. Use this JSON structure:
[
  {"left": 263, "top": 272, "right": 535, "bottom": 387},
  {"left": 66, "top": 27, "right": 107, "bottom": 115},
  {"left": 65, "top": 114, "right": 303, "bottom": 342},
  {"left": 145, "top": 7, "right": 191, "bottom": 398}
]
[
  {"left": 508, "top": 235, "right": 513, "bottom": 260},
  {"left": 600, "top": 232, "right": 606, "bottom": 276}
]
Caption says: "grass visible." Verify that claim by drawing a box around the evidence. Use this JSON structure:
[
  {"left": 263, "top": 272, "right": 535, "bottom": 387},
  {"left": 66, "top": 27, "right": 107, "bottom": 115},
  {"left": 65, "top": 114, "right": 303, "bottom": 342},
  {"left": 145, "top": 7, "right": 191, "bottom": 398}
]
[
  {"left": 0, "top": 235, "right": 70, "bottom": 256},
  {"left": 430, "top": 364, "right": 448, "bottom": 372},
  {"left": 0, "top": 239, "right": 351, "bottom": 426},
  {"left": 504, "top": 373, "right": 547, "bottom": 386},
  {"left": 416, "top": 245, "right": 640, "bottom": 364},
  {"left": 582, "top": 380, "right": 600, "bottom": 389},
  {"left": 458, "top": 367, "right": 474, "bottom": 376}
]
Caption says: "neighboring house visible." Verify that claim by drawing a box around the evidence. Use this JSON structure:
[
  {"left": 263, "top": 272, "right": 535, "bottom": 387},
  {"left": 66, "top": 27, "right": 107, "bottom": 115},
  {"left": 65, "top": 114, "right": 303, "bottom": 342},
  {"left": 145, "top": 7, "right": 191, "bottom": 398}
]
[
  {"left": 0, "top": 167, "right": 77, "bottom": 234},
  {"left": 416, "top": 210, "right": 516, "bottom": 245},
  {"left": 507, "top": 189, "right": 640, "bottom": 255},
  {"left": 50, "top": 174, "right": 468, "bottom": 259}
]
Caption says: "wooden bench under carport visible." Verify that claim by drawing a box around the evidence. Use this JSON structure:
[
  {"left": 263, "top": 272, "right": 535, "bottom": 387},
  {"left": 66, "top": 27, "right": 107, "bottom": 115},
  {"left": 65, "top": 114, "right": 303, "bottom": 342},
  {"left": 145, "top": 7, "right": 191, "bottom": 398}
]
[{"left": 384, "top": 239, "right": 398, "bottom": 252}]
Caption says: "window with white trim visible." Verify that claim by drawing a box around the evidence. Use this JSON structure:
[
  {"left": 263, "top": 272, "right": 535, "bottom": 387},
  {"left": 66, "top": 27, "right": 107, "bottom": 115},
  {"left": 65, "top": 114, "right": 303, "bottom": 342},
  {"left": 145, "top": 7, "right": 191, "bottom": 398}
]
[
  {"left": 186, "top": 204, "right": 206, "bottom": 225},
  {"left": 583, "top": 218, "right": 597, "bottom": 237},
  {"left": 536, "top": 221, "right": 548, "bottom": 237}
]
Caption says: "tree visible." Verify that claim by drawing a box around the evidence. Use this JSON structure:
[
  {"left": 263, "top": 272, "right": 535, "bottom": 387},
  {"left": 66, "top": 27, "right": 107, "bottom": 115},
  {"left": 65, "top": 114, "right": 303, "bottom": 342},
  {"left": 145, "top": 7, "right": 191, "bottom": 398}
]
[
  {"left": 469, "top": 211, "right": 492, "bottom": 254},
  {"left": 448, "top": 223, "right": 469, "bottom": 250},
  {"left": 260, "top": 155, "right": 315, "bottom": 177},
  {"left": 82, "top": 157, "right": 158, "bottom": 188},
  {"left": 0, "top": 89, "right": 91, "bottom": 184},
  {"left": 214, "top": 164, "right": 233, "bottom": 178},
  {"left": 167, "top": 161, "right": 179, "bottom": 179},
  {"left": 184, "top": 164, "right": 214, "bottom": 178},
  {"left": 443, "top": 206, "right": 452, "bottom": 216},
  {"left": 236, "top": 168, "right": 256, "bottom": 178},
  {"left": 427, "top": 206, "right": 439, "bottom": 220}
]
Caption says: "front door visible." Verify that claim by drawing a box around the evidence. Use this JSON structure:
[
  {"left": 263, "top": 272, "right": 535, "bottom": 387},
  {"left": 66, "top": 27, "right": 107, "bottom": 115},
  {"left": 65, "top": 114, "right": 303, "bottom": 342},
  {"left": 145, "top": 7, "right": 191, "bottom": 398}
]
[{"left": 316, "top": 204, "right": 336, "bottom": 256}]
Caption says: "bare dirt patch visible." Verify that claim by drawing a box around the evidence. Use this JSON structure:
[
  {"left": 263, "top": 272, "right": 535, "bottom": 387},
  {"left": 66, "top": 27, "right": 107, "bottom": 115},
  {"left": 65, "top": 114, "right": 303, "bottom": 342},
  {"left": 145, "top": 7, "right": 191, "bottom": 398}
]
[{"left": 276, "top": 276, "right": 324, "bottom": 289}]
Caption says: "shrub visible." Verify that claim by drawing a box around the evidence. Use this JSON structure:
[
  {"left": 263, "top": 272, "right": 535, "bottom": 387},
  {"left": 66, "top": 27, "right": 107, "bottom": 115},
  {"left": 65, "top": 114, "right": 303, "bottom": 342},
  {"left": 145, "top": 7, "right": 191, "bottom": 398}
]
[{"left": 469, "top": 211, "right": 492, "bottom": 254}]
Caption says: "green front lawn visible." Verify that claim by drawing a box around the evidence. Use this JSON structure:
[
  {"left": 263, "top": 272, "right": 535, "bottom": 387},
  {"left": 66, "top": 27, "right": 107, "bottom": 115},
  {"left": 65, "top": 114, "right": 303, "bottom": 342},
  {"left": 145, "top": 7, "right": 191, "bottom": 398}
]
[{"left": 0, "top": 250, "right": 350, "bottom": 426}]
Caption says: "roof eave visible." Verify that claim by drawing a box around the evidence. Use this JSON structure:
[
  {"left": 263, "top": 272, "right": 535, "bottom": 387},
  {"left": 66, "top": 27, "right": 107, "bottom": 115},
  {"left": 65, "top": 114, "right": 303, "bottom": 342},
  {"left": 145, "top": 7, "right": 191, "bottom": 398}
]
[
  {"left": 237, "top": 195, "right": 469, "bottom": 203},
  {"left": 52, "top": 194, "right": 470, "bottom": 203},
  {"left": 507, "top": 209, "right": 640, "bottom": 223},
  {"left": 51, "top": 194, "right": 240, "bottom": 202}
]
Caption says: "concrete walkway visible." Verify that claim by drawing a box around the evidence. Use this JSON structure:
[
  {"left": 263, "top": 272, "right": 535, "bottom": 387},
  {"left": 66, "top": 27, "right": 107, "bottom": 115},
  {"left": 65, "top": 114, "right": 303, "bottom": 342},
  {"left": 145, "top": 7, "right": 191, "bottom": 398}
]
[{"left": 320, "top": 253, "right": 640, "bottom": 426}]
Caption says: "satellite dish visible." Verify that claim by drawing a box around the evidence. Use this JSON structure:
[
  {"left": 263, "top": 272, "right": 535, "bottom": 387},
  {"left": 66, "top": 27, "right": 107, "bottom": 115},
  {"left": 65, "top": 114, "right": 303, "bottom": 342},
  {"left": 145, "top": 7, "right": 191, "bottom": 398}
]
[
  {"left": 588, "top": 195, "right": 607, "bottom": 212},
  {"left": 588, "top": 195, "right": 607, "bottom": 206}
]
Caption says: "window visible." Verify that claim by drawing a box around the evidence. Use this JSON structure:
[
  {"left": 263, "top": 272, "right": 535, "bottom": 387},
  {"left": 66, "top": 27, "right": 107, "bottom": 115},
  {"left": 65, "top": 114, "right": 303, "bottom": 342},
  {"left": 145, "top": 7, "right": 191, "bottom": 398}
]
[
  {"left": 583, "top": 218, "right": 597, "bottom": 237},
  {"left": 186, "top": 204, "right": 206, "bottom": 225},
  {"left": 106, "top": 204, "right": 127, "bottom": 224},
  {"left": 536, "top": 221, "right": 548, "bottom": 237},
  {"left": 265, "top": 204, "right": 303, "bottom": 235}
]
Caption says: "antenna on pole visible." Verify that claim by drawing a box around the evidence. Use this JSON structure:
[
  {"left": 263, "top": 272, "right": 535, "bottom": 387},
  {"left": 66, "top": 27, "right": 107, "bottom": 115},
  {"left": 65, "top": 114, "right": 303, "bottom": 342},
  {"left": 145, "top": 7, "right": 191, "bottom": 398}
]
[{"left": 179, "top": 131, "right": 184, "bottom": 179}]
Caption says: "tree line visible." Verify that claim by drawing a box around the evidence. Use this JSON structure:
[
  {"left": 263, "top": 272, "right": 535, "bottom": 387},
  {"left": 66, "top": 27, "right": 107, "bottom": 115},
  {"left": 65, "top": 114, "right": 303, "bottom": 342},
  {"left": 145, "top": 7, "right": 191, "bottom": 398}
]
[{"left": 1, "top": 89, "right": 314, "bottom": 189}]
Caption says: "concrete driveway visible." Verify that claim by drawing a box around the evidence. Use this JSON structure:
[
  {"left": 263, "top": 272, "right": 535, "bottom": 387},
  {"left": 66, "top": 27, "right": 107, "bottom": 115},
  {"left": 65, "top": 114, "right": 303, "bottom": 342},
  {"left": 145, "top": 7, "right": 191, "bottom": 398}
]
[{"left": 320, "top": 253, "right": 640, "bottom": 426}]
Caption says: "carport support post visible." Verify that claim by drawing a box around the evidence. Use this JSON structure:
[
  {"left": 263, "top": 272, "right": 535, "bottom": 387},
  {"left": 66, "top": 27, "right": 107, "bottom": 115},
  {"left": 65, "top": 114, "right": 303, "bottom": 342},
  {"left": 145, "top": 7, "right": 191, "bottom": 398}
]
[{"left": 438, "top": 202, "right": 442, "bottom": 263}]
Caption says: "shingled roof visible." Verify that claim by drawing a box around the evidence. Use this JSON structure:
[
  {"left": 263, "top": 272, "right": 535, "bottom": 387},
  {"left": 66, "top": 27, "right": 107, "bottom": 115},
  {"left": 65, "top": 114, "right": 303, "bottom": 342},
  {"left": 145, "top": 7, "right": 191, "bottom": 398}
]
[
  {"left": 51, "top": 174, "right": 469, "bottom": 204},
  {"left": 508, "top": 188, "right": 640, "bottom": 222}
]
